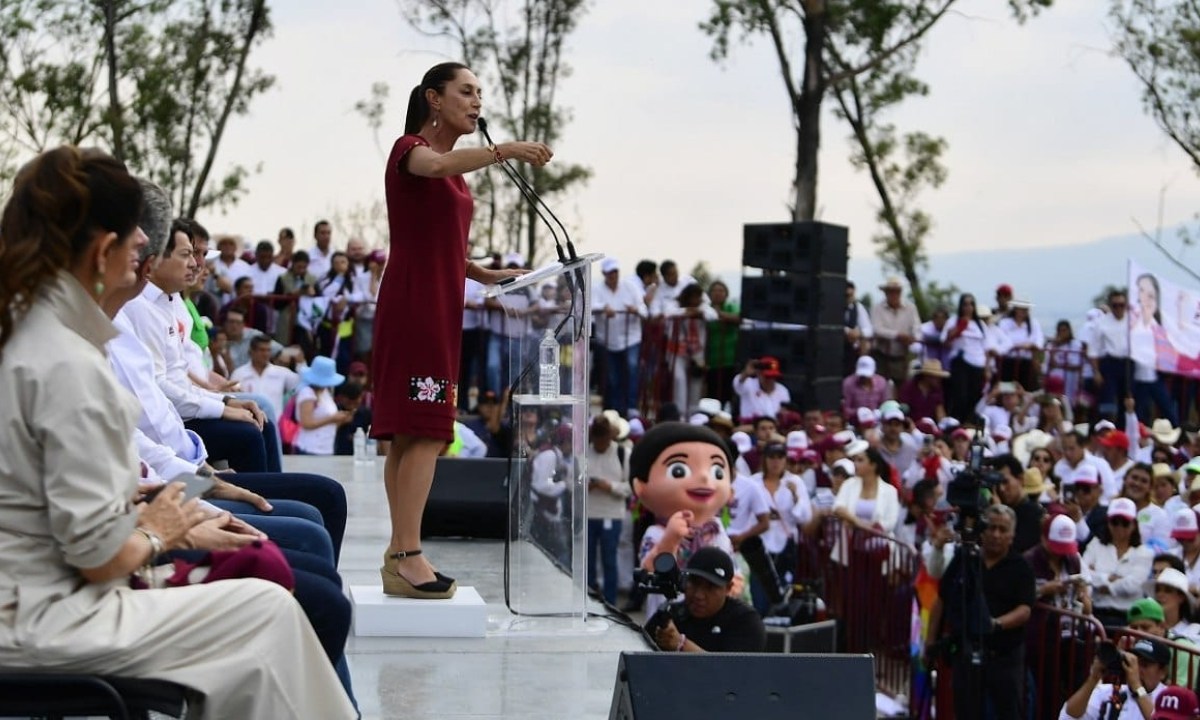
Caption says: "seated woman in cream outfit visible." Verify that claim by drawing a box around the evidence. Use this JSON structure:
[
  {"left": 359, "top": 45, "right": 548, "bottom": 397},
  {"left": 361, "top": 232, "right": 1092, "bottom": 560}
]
[{"left": 0, "top": 147, "right": 354, "bottom": 720}]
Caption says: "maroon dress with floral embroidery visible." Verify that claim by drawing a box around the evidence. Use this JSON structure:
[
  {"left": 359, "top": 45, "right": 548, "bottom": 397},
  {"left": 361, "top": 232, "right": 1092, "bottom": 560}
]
[{"left": 371, "top": 134, "right": 472, "bottom": 442}]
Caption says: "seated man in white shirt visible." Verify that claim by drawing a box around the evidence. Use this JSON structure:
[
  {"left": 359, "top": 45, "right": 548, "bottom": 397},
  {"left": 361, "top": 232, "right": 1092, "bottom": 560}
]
[
  {"left": 117, "top": 223, "right": 275, "bottom": 471},
  {"left": 231, "top": 336, "right": 301, "bottom": 423}
]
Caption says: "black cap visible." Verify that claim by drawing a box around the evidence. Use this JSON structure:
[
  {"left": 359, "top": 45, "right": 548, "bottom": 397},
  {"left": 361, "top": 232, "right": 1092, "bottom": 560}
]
[
  {"left": 763, "top": 442, "right": 787, "bottom": 457},
  {"left": 681, "top": 547, "right": 734, "bottom": 588},
  {"left": 477, "top": 390, "right": 499, "bottom": 405},
  {"left": 1131, "top": 637, "right": 1172, "bottom": 667}
]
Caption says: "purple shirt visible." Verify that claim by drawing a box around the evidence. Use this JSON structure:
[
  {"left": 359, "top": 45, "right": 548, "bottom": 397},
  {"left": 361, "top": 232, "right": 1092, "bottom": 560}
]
[
  {"left": 897, "top": 377, "right": 944, "bottom": 421},
  {"left": 842, "top": 375, "right": 890, "bottom": 416}
]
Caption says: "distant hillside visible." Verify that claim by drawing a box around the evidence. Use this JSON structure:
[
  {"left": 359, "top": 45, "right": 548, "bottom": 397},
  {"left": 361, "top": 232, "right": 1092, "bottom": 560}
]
[{"left": 715, "top": 226, "right": 1200, "bottom": 331}]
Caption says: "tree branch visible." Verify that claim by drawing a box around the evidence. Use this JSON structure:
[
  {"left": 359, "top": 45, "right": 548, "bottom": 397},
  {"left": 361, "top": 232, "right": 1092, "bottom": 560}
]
[
  {"left": 825, "top": 0, "right": 958, "bottom": 86},
  {"left": 763, "top": 5, "right": 802, "bottom": 120}
]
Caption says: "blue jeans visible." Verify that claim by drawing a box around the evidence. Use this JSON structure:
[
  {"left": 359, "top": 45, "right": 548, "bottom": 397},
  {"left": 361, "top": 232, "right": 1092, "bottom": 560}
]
[
  {"left": 1134, "top": 378, "right": 1179, "bottom": 426},
  {"left": 186, "top": 418, "right": 267, "bottom": 472},
  {"left": 604, "top": 344, "right": 640, "bottom": 414},
  {"left": 587, "top": 518, "right": 622, "bottom": 606},
  {"left": 486, "top": 334, "right": 524, "bottom": 394},
  {"left": 234, "top": 391, "right": 283, "bottom": 472},
  {"left": 216, "top": 472, "right": 348, "bottom": 563},
  {"left": 210, "top": 499, "right": 334, "bottom": 563}
]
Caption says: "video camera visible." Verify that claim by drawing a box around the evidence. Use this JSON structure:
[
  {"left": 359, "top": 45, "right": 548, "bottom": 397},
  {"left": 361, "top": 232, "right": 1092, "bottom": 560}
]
[
  {"left": 636, "top": 553, "right": 689, "bottom": 633},
  {"left": 944, "top": 439, "right": 1003, "bottom": 541}
]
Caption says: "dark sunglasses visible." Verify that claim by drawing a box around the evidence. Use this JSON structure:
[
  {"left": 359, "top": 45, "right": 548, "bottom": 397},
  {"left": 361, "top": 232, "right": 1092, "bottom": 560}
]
[
  {"left": 1111, "top": 302, "right": 1128, "bottom": 309},
  {"left": 1108, "top": 517, "right": 1133, "bottom": 527}
]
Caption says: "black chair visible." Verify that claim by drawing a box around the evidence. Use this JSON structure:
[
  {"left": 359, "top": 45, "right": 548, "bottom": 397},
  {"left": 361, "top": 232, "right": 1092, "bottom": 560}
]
[{"left": 0, "top": 672, "right": 188, "bottom": 719}]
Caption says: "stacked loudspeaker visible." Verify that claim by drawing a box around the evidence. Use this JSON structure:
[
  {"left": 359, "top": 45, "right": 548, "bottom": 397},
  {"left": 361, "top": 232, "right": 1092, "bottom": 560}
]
[{"left": 738, "top": 221, "right": 848, "bottom": 411}]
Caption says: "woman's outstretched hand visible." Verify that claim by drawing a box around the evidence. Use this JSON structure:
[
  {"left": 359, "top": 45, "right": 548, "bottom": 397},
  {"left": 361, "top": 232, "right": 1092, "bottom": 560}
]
[{"left": 500, "top": 142, "right": 553, "bottom": 167}]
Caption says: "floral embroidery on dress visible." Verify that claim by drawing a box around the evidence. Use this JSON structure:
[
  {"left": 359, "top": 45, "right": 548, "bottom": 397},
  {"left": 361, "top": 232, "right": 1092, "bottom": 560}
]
[{"left": 409, "top": 376, "right": 455, "bottom": 404}]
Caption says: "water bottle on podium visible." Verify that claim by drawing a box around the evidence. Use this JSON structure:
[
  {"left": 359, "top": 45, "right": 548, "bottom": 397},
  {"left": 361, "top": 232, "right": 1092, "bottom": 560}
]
[
  {"left": 539, "top": 329, "right": 559, "bottom": 400},
  {"left": 353, "top": 427, "right": 367, "bottom": 465}
]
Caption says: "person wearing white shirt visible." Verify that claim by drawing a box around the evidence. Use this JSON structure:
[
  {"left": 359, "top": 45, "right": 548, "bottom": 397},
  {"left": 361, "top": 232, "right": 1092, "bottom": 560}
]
[
  {"left": 732, "top": 357, "right": 792, "bottom": 423},
  {"left": 345, "top": 238, "right": 380, "bottom": 359},
  {"left": 1082, "top": 498, "right": 1155, "bottom": 628},
  {"left": 117, "top": 228, "right": 271, "bottom": 469},
  {"left": 209, "top": 235, "right": 251, "bottom": 304},
  {"left": 1057, "top": 431, "right": 1121, "bottom": 504},
  {"left": 307, "top": 220, "right": 335, "bottom": 280},
  {"left": 1058, "top": 636, "right": 1169, "bottom": 720},
  {"left": 230, "top": 336, "right": 301, "bottom": 422},
  {"left": 1170, "top": 509, "right": 1200, "bottom": 601},
  {"left": 943, "top": 293, "right": 995, "bottom": 421},
  {"left": 485, "top": 281, "right": 531, "bottom": 393},
  {"left": 1124, "top": 463, "right": 1172, "bottom": 553},
  {"left": 460, "top": 277, "right": 489, "bottom": 410},
  {"left": 647, "top": 259, "right": 695, "bottom": 318},
  {"left": 293, "top": 358, "right": 351, "bottom": 456},
  {"left": 1099, "top": 430, "right": 1136, "bottom": 491},
  {"left": 750, "top": 446, "right": 811, "bottom": 573},
  {"left": 245, "top": 241, "right": 286, "bottom": 300},
  {"left": 1088, "top": 290, "right": 1133, "bottom": 417},
  {"left": 996, "top": 301, "right": 1043, "bottom": 389},
  {"left": 869, "top": 277, "right": 921, "bottom": 384},
  {"left": 594, "top": 258, "right": 647, "bottom": 414},
  {"left": 585, "top": 415, "right": 633, "bottom": 605}
]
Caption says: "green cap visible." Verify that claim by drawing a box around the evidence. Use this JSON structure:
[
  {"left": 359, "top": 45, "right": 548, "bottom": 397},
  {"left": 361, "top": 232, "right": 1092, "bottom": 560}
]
[
  {"left": 1185, "top": 458, "right": 1200, "bottom": 475},
  {"left": 1128, "top": 597, "right": 1165, "bottom": 624}
]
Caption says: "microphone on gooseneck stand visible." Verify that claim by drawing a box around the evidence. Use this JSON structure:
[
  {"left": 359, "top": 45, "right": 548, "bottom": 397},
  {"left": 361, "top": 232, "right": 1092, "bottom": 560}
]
[{"left": 477, "top": 117, "right": 576, "bottom": 266}]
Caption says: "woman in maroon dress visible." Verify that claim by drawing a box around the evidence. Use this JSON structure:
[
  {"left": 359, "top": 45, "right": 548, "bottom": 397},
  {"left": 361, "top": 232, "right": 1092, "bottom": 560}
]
[{"left": 373, "top": 62, "right": 552, "bottom": 599}]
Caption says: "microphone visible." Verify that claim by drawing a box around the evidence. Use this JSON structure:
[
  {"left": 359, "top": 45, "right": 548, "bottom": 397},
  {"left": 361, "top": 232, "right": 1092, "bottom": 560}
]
[{"left": 477, "top": 117, "right": 576, "bottom": 266}]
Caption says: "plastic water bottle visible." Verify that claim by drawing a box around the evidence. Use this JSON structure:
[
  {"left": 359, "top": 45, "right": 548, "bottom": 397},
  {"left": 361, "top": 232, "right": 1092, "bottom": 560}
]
[
  {"left": 538, "top": 329, "right": 559, "bottom": 399},
  {"left": 353, "top": 427, "right": 367, "bottom": 465},
  {"left": 364, "top": 434, "right": 378, "bottom": 465}
]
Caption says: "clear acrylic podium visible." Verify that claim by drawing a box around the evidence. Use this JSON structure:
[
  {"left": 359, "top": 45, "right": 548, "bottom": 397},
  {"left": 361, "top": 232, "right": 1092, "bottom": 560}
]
[{"left": 485, "top": 254, "right": 601, "bottom": 629}]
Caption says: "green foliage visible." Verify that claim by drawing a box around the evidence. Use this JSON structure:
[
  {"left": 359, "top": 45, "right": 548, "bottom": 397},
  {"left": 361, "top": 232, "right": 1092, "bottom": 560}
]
[
  {"left": 0, "top": 0, "right": 274, "bottom": 217},
  {"left": 1112, "top": 0, "right": 1200, "bottom": 174},
  {"left": 400, "top": 0, "right": 592, "bottom": 264}
]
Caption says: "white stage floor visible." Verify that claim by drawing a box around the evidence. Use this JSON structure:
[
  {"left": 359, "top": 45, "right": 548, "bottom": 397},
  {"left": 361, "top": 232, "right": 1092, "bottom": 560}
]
[{"left": 287, "top": 455, "right": 649, "bottom": 720}]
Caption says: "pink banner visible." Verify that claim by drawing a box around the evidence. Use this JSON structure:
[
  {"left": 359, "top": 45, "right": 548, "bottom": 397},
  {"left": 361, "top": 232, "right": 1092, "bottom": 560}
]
[{"left": 1128, "top": 261, "right": 1200, "bottom": 378}]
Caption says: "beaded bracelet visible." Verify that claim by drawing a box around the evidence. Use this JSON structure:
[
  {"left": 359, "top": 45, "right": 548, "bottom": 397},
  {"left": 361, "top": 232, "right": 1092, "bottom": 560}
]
[{"left": 488, "top": 143, "right": 504, "bottom": 165}]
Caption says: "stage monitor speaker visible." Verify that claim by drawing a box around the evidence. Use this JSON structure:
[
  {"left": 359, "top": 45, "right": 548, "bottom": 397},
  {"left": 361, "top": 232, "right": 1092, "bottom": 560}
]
[
  {"left": 737, "top": 326, "right": 843, "bottom": 379},
  {"left": 608, "top": 652, "right": 875, "bottom": 720},
  {"left": 742, "top": 221, "right": 849, "bottom": 275},
  {"left": 741, "top": 274, "right": 846, "bottom": 327},
  {"left": 422, "top": 457, "right": 508, "bottom": 539}
]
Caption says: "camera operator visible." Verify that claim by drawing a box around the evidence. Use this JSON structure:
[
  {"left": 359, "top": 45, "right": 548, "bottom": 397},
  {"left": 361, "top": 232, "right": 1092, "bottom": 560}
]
[
  {"left": 647, "top": 547, "right": 766, "bottom": 653},
  {"left": 1060, "top": 637, "right": 1171, "bottom": 719},
  {"left": 929, "top": 504, "right": 1036, "bottom": 720},
  {"left": 987, "top": 453, "right": 1045, "bottom": 554}
]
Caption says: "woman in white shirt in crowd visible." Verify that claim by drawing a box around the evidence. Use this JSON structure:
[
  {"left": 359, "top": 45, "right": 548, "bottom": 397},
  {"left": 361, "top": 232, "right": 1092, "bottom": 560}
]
[
  {"left": 0, "top": 146, "right": 353, "bottom": 718},
  {"left": 995, "top": 300, "right": 1043, "bottom": 389},
  {"left": 1153, "top": 567, "right": 1200, "bottom": 643},
  {"left": 585, "top": 414, "right": 632, "bottom": 606},
  {"left": 294, "top": 356, "right": 352, "bottom": 455},
  {"left": 749, "top": 441, "right": 812, "bottom": 610},
  {"left": 942, "top": 293, "right": 995, "bottom": 421},
  {"left": 1082, "top": 498, "right": 1155, "bottom": 628},
  {"left": 1123, "top": 462, "right": 1172, "bottom": 554},
  {"left": 834, "top": 442, "right": 900, "bottom": 535}
]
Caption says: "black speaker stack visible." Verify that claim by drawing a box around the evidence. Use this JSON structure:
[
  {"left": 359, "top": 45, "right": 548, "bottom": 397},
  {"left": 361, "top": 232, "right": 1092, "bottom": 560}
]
[
  {"left": 608, "top": 652, "right": 876, "bottom": 719},
  {"left": 737, "top": 221, "right": 848, "bottom": 411}
]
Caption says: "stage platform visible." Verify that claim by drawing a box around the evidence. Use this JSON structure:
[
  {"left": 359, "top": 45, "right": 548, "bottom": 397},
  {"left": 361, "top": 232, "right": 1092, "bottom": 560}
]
[{"left": 285, "top": 455, "right": 650, "bottom": 720}]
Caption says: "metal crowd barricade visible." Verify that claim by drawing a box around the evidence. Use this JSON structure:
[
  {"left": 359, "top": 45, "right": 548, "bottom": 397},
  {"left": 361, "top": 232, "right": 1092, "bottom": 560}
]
[
  {"left": 1110, "top": 626, "right": 1200, "bottom": 691},
  {"left": 1024, "top": 603, "right": 1108, "bottom": 720},
  {"left": 793, "top": 517, "right": 922, "bottom": 711}
]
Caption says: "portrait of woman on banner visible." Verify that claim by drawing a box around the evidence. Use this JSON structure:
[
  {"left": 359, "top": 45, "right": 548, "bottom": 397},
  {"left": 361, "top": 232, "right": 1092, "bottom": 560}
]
[{"left": 1133, "top": 272, "right": 1200, "bottom": 376}]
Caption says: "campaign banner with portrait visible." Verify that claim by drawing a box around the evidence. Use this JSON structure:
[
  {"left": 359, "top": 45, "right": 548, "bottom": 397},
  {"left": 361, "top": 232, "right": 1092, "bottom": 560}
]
[{"left": 1128, "top": 261, "right": 1200, "bottom": 378}]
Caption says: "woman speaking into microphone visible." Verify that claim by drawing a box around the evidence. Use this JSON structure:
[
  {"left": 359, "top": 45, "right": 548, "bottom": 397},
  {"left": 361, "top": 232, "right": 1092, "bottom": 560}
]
[{"left": 373, "top": 62, "right": 552, "bottom": 599}]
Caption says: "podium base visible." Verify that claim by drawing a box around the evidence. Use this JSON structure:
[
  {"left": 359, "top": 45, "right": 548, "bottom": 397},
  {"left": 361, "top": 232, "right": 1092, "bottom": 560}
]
[
  {"left": 351, "top": 585, "right": 487, "bottom": 638},
  {"left": 488, "top": 614, "right": 612, "bottom": 637}
]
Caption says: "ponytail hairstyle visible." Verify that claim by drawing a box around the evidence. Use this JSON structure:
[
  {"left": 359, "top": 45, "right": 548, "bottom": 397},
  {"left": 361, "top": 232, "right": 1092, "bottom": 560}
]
[
  {"left": 0, "top": 146, "right": 142, "bottom": 354},
  {"left": 404, "top": 62, "right": 472, "bottom": 135}
]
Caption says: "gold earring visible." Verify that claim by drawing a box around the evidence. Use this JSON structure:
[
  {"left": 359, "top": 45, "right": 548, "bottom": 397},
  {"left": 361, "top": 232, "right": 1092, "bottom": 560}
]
[{"left": 432, "top": 111, "right": 439, "bottom": 128}]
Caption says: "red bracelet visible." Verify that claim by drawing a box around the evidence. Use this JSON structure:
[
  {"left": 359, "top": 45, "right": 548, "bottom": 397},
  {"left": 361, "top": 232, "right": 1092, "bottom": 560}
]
[{"left": 489, "top": 144, "right": 504, "bottom": 164}]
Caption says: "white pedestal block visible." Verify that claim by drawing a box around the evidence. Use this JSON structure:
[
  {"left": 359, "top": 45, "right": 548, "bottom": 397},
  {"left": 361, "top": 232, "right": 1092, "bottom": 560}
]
[{"left": 350, "top": 585, "right": 488, "bottom": 638}]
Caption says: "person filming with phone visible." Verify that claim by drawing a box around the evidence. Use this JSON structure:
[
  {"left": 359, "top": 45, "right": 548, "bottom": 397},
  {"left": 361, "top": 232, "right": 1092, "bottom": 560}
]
[{"left": 1060, "top": 637, "right": 1171, "bottom": 719}]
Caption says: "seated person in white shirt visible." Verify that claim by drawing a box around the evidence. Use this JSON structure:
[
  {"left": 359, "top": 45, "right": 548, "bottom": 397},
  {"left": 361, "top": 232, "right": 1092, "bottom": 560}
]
[
  {"left": 293, "top": 358, "right": 354, "bottom": 456},
  {"left": 230, "top": 336, "right": 301, "bottom": 422}
]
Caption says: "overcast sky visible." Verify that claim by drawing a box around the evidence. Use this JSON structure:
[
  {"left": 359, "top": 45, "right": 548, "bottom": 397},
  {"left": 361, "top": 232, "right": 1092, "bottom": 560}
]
[{"left": 212, "top": 0, "right": 1199, "bottom": 277}]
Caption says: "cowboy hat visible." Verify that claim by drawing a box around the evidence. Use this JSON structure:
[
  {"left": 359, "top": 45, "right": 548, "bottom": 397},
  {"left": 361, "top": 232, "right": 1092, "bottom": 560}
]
[
  {"left": 1151, "top": 419, "right": 1182, "bottom": 445},
  {"left": 916, "top": 359, "right": 950, "bottom": 378}
]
